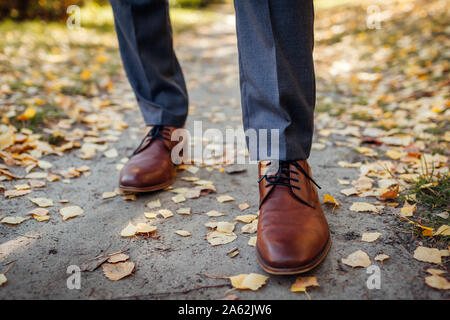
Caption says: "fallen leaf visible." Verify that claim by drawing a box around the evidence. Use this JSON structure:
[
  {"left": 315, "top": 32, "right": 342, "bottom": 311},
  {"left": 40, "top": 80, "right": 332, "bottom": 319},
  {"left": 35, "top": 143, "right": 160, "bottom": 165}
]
[
  {"left": 136, "top": 223, "right": 157, "bottom": 234},
  {"left": 1, "top": 216, "right": 28, "bottom": 225},
  {"left": 216, "top": 221, "right": 235, "bottom": 233},
  {"left": 102, "top": 261, "right": 135, "bottom": 281},
  {"left": 171, "top": 194, "right": 186, "bottom": 204},
  {"left": 374, "top": 254, "right": 390, "bottom": 262},
  {"left": 424, "top": 275, "right": 450, "bottom": 290},
  {"left": 248, "top": 236, "right": 257, "bottom": 247},
  {"left": 434, "top": 225, "right": 450, "bottom": 236},
  {"left": 0, "top": 274, "right": 7, "bottom": 286},
  {"left": 217, "top": 195, "right": 234, "bottom": 203},
  {"left": 107, "top": 253, "right": 129, "bottom": 263},
  {"left": 400, "top": 201, "right": 416, "bottom": 217},
  {"left": 291, "top": 276, "right": 319, "bottom": 292},
  {"left": 176, "top": 207, "right": 191, "bottom": 215},
  {"left": 158, "top": 209, "right": 174, "bottom": 219},
  {"left": 235, "top": 214, "right": 257, "bottom": 223},
  {"left": 4, "top": 189, "right": 32, "bottom": 198},
  {"left": 342, "top": 250, "right": 371, "bottom": 268},
  {"left": 230, "top": 273, "right": 268, "bottom": 291},
  {"left": 241, "top": 220, "right": 258, "bottom": 234},
  {"left": 121, "top": 222, "right": 138, "bottom": 237},
  {"left": 175, "top": 230, "right": 191, "bottom": 237},
  {"left": 238, "top": 203, "right": 250, "bottom": 211},
  {"left": 413, "top": 246, "right": 442, "bottom": 264},
  {"left": 146, "top": 199, "right": 161, "bottom": 209},
  {"left": 323, "top": 194, "right": 340, "bottom": 206},
  {"left": 206, "top": 210, "right": 225, "bottom": 217},
  {"left": 102, "top": 191, "right": 117, "bottom": 199},
  {"left": 206, "top": 231, "right": 237, "bottom": 246},
  {"left": 361, "top": 232, "right": 382, "bottom": 242},
  {"left": 350, "top": 202, "right": 378, "bottom": 213},
  {"left": 59, "top": 206, "right": 84, "bottom": 221},
  {"left": 29, "top": 197, "right": 53, "bottom": 207}
]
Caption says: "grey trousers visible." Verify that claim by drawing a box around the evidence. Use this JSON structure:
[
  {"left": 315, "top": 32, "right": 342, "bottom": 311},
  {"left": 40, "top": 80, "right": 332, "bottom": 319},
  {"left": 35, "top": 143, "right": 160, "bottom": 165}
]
[{"left": 110, "top": 0, "right": 315, "bottom": 160}]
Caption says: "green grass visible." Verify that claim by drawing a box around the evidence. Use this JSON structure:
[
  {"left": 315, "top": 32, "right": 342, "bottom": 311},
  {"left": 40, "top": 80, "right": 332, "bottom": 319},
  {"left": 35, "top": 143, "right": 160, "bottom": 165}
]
[{"left": 409, "top": 172, "right": 450, "bottom": 211}]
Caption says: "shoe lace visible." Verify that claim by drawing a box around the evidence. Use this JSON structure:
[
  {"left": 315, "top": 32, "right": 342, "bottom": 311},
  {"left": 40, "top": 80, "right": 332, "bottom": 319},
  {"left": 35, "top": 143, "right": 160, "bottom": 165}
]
[
  {"left": 131, "top": 125, "right": 171, "bottom": 156},
  {"left": 258, "top": 160, "right": 321, "bottom": 208}
]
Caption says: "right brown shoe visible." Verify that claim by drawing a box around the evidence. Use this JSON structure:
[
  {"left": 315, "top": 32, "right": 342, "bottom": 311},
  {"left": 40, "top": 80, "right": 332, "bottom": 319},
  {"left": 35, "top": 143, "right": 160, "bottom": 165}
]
[
  {"left": 256, "top": 160, "right": 331, "bottom": 275},
  {"left": 119, "top": 125, "right": 180, "bottom": 193}
]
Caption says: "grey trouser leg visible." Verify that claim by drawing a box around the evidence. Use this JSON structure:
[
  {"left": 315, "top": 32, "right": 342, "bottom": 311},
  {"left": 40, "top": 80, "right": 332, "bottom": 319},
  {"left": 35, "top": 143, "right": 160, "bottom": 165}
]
[
  {"left": 110, "top": 0, "right": 315, "bottom": 160},
  {"left": 234, "top": 0, "right": 315, "bottom": 161},
  {"left": 109, "top": 0, "right": 188, "bottom": 127}
]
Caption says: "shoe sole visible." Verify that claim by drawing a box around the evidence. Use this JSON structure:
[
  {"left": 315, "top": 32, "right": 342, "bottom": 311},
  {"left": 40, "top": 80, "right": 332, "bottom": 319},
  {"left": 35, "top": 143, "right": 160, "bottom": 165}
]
[
  {"left": 119, "top": 176, "right": 175, "bottom": 193},
  {"left": 256, "top": 235, "right": 332, "bottom": 275}
]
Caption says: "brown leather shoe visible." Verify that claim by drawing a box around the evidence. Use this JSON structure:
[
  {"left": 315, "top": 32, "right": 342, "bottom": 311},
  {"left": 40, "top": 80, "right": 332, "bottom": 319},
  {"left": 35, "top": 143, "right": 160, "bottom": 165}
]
[
  {"left": 256, "top": 160, "right": 331, "bottom": 274},
  {"left": 119, "top": 125, "right": 180, "bottom": 193}
]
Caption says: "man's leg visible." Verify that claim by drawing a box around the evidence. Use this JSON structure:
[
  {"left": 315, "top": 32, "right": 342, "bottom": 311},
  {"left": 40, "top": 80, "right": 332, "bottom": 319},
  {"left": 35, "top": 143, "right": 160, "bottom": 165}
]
[
  {"left": 234, "top": 0, "right": 331, "bottom": 275},
  {"left": 110, "top": 0, "right": 188, "bottom": 127},
  {"left": 110, "top": 0, "right": 186, "bottom": 192},
  {"left": 234, "top": 0, "right": 315, "bottom": 160}
]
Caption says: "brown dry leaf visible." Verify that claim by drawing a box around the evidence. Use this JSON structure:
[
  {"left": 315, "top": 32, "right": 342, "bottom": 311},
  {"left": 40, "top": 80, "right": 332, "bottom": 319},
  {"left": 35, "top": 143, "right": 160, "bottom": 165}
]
[
  {"left": 361, "top": 232, "right": 382, "bottom": 242},
  {"left": 229, "top": 273, "right": 268, "bottom": 291},
  {"left": 342, "top": 250, "right": 371, "bottom": 268},
  {"left": 171, "top": 194, "right": 186, "bottom": 204},
  {"left": 341, "top": 187, "right": 359, "bottom": 196},
  {"left": 248, "top": 236, "right": 257, "bottom": 247},
  {"left": 413, "top": 246, "right": 442, "bottom": 264},
  {"left": 102, "top": 191, "right": 117, "bottom": 199},
  {"left": 4, "top": 189, "right": 32, "bottom": 198},
  {"left": 206, "top": 231, "right": 237, "bottom": 246},
  {"left": 146, "top": 199, "right": 161, "bottom": 209},
  {"left": 107, "top": 253, "right": 129, "bottom": 263},
  {"left": 28, "top": 208, "right": 49, "bottom": 216},
  {"left": 176, "top": 207, "right": 191, "bottom": 215},
  {"left": 102, "top": 261, "right": 135, "bottom": 281},
  {"left": 238, "top": 203, "right": 250, "bottom": 211},
  {"left": 122, "top": 194, "right": 137, "bottom": 201},
  {"left": 426, "top": 268, "right": 446, "bottom": 276},
  {"left": 104, "top": 148, "right": 118, "bottom": 158},
  {"left": 29, "top": 180, "right": 46, "bottom": 188},
  {"left": 29, "top": 197, "right": 54, "bottom": 207},
  {"left": 1, "top": 216, "right": 29, "bottom": 225},
  {"left": 136, "top": 223, "right": 157, "bottom": 234},
  {"left": 400, "top": 201, "right": 416, "bottom": 217},
  {"left": 374, "top": 254, "right": 390, "bottom": 262},
  {"left": 0, "top": 274, "right": 7, "bottom": 286},
  {"left": 434, "top": 225, "right": 450, "bottom": 236},
  {"left": 14, "top": 184, "right": 30, "bottom": 191},
  {"left": 291, "top": 276, "right": 319, "bottom": 293},
  {"left": 121, "top": 222, "right": 138, "bottom": 237},
  {"left": 241, "top": 219, "right": 258, "bottom": 234},
  {"left": 235, "top": 214, "right": 257, "bottom": 223},
  {"left": 424, "top": 275, "right": 450, "bottom": 290},
  {"left": 144, "top": 212, "right": 158, "bottom": 219},
  {"left": 59, "top": 206, "right": 84, "bottom": 221},
  {"left": 158, "top": 209, "right": 174, "bottom": 219},
  {"left": 216, "top": 221, "right": 236, "bottom": 233},
  {"left": 206, "top": 210, "right": 225, "bottom": 217},
  {"left": 350, "top": 202, "right": 378, "bottom": 213},
  {"left": 217, "top": 195, "right": 234, "bottom": 203},
  {"left": 175, "top": 230, "right": 191, "bottom": 237}
]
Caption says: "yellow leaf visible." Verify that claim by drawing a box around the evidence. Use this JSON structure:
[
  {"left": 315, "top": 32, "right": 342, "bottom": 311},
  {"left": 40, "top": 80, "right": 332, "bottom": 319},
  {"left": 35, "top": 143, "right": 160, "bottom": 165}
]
[
  {"left": 80, "top": 69, "right": 92, "bottom": 81},
  {"left": 361, "top": 232, "right": 382, "bottom": 242},
  {"left": 16, "top": 107, "right": 36, "bottom": 121},
  {"left": 291, "top": 276, "right": 319, "bottom": 292},
  {"left": 434, "top": 225, "right": 450, "bottom": 236},
  {"left": 323, "top": 194, "right": 339, "bottom": 206},
  {"left": 230, "top": 273, "right": 268, "bottom": 291},
  {"left": 59, "top": 206, "right": 84, "bottom": 221}
]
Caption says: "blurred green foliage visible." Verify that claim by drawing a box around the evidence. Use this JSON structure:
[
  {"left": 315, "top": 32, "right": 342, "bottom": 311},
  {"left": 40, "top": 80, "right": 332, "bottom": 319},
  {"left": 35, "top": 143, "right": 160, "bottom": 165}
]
[{"left": 0, "top": 0, "right": 221, "bottom": 21}]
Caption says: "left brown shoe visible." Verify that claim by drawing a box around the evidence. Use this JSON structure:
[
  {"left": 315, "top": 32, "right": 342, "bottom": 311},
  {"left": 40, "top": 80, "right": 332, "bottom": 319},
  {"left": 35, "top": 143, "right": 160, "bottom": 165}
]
[{"left": 256, "top": 160, "right": 331, "bottom": 275}]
